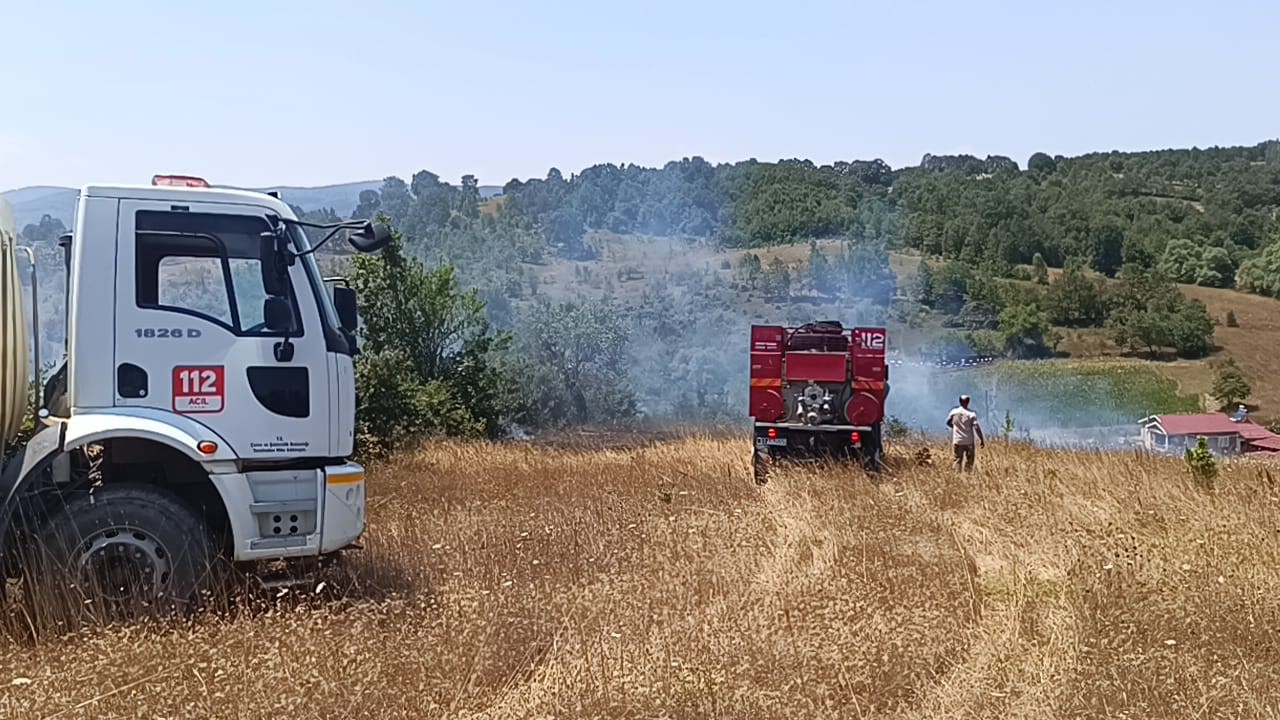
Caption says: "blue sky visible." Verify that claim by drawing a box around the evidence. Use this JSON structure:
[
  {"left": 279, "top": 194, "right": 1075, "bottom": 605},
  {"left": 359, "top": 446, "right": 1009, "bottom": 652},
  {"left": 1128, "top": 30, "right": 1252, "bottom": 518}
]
[{"left": 2, "top": 0, "right": 1277, "bottom": 191}]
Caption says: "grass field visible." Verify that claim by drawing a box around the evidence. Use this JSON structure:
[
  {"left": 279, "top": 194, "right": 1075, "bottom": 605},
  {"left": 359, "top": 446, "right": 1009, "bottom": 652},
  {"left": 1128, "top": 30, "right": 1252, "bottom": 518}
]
[{"left": 5, "top": 436, "right": 1280, "bottom": 718}]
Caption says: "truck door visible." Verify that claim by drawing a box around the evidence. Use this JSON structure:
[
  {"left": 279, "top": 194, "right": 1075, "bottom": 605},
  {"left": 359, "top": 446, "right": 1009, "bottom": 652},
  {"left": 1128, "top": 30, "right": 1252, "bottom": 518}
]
[{"left": 114, "top": 200, "right": 332, "bottom": 460}]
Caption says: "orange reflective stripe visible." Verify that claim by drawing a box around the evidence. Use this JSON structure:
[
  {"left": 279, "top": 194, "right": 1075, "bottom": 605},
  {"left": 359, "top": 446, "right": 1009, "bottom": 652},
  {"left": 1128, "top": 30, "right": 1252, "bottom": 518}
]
[
  {"left": 750, "top": 378, "right": 783, "bottom": 388},
  {"left": 853, "top": 381, "right": 885, "bottom": 390}
]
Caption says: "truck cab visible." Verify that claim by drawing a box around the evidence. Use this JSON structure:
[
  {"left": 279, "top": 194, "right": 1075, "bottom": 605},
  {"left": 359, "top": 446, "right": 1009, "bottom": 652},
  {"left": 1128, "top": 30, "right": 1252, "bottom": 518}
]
[{"left": 1, "top": 176, "right": 389, "bottom": 620}]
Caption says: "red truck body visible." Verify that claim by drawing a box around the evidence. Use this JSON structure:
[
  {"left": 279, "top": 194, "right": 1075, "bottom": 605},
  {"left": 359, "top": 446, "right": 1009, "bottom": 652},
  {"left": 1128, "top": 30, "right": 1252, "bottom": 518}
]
[{"left": 749, "top": 321, "right": 889, "bottom": 480}]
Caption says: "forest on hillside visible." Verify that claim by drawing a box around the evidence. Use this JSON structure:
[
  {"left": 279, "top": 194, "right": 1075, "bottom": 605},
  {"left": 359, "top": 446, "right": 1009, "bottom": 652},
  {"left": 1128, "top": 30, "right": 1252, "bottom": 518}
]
[
  {"left": 13, "top": 140, "right": 1280, "bottom": 445},
  {"left": 320, "top": 140, "right": 1280, "bottom": 295}
]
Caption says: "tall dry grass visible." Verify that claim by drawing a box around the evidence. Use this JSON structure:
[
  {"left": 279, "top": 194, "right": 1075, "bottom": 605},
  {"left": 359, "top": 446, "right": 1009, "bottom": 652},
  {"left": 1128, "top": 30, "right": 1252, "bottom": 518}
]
[{"left": 2, "top": 436, "right": 1280, "bottom": 718}]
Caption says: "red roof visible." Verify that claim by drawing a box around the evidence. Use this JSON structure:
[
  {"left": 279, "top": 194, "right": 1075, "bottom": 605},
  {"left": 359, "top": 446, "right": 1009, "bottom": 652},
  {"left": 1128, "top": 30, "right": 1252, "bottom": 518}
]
[
  {"left": 1153, "top": 413, "right": 1280, "bottom": 450},
  {"left": 1247, "top": 436, "right": 1280, "bottom": 451},
  {"left": 1156, "top": 413, "right": 1265, "bottom": 436}
]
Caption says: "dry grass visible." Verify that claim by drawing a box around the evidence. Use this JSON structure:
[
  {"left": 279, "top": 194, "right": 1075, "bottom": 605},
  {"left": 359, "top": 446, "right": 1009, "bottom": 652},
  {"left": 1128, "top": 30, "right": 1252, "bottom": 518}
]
[
  {"left": 4, "top": 436, "right": 1280, "bottom": 718},
  {"left": 1181, "top": 285, "right": 1280, "bottom": 417}
]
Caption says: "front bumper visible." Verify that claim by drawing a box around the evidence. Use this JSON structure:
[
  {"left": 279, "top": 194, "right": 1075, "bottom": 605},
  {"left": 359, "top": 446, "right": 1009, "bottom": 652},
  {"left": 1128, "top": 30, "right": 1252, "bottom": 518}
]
[{"left": 320, "top": 462, "right": 366, "bottom": 553}]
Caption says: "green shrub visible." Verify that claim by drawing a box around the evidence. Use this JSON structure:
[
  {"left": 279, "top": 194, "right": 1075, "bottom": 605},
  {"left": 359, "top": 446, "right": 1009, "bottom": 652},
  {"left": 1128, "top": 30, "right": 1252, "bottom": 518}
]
[
  {"left": 1184, "top": 436, "right": 1217, "bottom": 490},
  {"left": 349, "top": 221, "right": 521, "bottom": 455}
]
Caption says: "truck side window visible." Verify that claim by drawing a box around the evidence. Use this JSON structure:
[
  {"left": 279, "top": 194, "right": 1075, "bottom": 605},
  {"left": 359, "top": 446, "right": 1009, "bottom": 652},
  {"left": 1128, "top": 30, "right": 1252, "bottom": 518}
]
[
  {"left": 135, "top": 210, "right": 301, "bottom": 336},
  {"left": 157, "top": 254, "right": 233, "bottom": 325}
]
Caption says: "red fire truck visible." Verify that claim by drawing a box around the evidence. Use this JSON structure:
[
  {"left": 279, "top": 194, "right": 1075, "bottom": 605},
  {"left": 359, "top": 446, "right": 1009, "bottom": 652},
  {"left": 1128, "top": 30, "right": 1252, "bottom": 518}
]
[{"left": 749, "top": 321, "right": 889, "bottom": 482}]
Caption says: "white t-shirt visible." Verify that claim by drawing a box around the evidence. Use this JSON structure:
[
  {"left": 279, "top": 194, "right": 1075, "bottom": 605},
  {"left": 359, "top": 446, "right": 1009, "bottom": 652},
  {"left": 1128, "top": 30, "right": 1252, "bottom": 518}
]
[{"left": 948, "top": 407, "right": 980, "bottom": 445}]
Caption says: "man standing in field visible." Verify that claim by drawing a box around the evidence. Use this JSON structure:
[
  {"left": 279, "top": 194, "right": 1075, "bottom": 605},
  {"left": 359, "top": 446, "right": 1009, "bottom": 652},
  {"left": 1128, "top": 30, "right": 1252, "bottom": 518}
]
[{"left": 946, "top": 395, "right": 984, "bottom": 472}]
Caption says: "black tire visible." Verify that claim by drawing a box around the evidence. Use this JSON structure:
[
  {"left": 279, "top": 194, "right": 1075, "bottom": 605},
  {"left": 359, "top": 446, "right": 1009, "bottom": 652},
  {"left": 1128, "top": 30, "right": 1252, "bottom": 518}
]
[
  {"left": 861, "top": 432, "right": 886, "bottom": 474},
  {"left": 26, "top": 484, "right": 219, "bottom": 627},
  {"left": 753, "top": 450, "right": 770, "bottom": 486}
]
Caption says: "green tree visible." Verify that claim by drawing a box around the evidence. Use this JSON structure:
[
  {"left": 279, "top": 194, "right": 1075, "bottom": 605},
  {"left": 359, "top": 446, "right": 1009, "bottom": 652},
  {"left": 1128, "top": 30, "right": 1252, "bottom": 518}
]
[
  {"left": 1031, "top": 252, "right": 1049, "bottom": 285},
  {"left": 954, "top": 300, "right": 1000, "bottom": 330},
  {"left": 998, "top": 303, "right": 1059, "bottom": 359},
  {"left": 1195, "top": 246, "right": 1234, "bottom": 288},
  {"left": 1090, "top": 222, "right": 1125, "bottom": 278},
  {"left": 826, "top": 237, "right": 897, "bottom": 305},
  {"left": 349, "top": 222, "right": 521, "bottom": 451},
  {"left": 761, "top": 257, "right": 792, "bottom": 299},
  {"left": 736, "top": 253, "right": 763, "bottom": 288},
  {"left": 1107, "top": 266, "right": 1214, "bottom": 358},
  {"left": 806, "top": 241, "right": 832, "bottom": 293},
  {"left": 1045, "top": 260, "right": 1106, "bottom": 327},
  {"left": 912, "top": 259, "right": 936, "bottom": 307},
  {"left": 1027, "top": 152, "right": 1057, "bottom": 174},
  {"left": 1165, "top": 300, "right": 1215, "bottom": 358},
  {"left": 1211, "top": 359, "right": 1251, "bottom": 409},
  {"left": 1157, "top": 239, "right": 1204, "bottom": 284},
  {"left": 515, "top": 299, "right": 638, "bottom": 427},
  {"left": 1237, "top": 241, "right": 1280, "bottom": 298},
  {"left": 931, "top": 262, "right": 971, "bottom": 315},
  {"left": 1157, "top": 239, "right": 1236, "bottom": 289}
]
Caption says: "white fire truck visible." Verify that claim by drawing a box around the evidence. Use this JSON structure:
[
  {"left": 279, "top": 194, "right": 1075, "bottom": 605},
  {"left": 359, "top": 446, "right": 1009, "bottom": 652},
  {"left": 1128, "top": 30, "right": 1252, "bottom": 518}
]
[{"left": 0, "top": 175, "right": 389, "bottom": 618}]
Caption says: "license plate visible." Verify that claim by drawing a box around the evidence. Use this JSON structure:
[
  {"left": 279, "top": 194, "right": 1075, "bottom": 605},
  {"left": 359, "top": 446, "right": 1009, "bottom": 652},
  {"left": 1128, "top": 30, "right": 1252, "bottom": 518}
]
[{"left": 765, "top": 438, "right": 787, "bottom": 446}]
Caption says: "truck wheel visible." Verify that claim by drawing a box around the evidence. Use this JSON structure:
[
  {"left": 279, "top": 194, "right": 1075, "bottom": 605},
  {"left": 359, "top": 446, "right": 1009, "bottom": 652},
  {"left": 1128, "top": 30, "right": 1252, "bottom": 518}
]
[
  {"left": 753, "top": 450, "right": 770, "bottom": 485},
  {"left": 28, "top": 484, "right": 219, "bottom": 625},
  {"left": 863, "top": 447, "right": 885, "bottom": 473},
  {"left": 861, "top": 434, "right": 886, "bottom": 474}
]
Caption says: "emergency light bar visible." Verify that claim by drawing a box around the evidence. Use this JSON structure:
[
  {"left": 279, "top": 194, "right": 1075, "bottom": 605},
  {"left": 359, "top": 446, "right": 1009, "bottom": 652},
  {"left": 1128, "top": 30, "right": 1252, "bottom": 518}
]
[{"left": 151, "top": 174, "right": 209, "bottom": 188}]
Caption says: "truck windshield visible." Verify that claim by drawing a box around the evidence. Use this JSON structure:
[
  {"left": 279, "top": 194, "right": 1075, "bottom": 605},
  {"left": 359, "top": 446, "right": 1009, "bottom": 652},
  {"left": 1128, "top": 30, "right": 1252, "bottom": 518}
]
[{"left": 288, "top": 224, "right": 341, "bottom": 330}]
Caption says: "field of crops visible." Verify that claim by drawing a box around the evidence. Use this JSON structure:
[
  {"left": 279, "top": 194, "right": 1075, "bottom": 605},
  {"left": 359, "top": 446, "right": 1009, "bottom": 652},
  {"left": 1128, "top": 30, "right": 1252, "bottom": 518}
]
[{"left": 4, "top": 435, "right": 1280, "bottom": 718}]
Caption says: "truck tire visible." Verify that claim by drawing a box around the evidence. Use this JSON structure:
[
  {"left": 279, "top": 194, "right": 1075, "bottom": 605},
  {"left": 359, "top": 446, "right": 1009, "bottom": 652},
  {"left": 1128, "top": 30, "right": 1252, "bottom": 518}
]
[
  {"left": 752, "top": 449, "right": 770, "bottom": 485},
  {"left": 861, "top": 431, "right": 886, "bottom": 473},
  {"left": 27, "top": 484, "right": 219, "bottom": 626}
]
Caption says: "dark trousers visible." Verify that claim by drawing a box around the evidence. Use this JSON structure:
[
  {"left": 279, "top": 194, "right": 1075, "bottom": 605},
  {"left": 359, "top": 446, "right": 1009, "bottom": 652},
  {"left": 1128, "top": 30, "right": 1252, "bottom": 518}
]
[{"left": 953, "top": 443, "right": 976, "bottom": 471}]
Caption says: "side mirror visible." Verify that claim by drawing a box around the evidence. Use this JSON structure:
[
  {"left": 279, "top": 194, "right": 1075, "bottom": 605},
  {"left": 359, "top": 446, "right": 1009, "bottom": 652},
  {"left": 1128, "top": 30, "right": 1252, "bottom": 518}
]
[
  {"left": 333, "top": 285, "right": 358, "bottom": 332},
  {"left": 347, "top": 222, "right": 392, "bottom": 253},
  {"left": 263, "top": 296, "right": 293, "bottom": 332},
  {"left": 259, "top": 233, "right": 289, "bottom": 297}
]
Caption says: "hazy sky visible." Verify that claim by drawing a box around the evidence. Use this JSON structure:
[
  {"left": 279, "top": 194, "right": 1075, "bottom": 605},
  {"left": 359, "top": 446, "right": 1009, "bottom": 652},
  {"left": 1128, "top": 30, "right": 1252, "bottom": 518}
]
[{"left": 2, "top": 1, "right": 1277, "bottom": 191}]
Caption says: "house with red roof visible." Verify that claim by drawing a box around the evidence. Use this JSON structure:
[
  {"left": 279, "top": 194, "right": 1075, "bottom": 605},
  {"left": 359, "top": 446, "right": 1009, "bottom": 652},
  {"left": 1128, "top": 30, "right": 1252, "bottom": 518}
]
[{"left": 1140, "top": 412, "right": 1280, "bottom": 456}]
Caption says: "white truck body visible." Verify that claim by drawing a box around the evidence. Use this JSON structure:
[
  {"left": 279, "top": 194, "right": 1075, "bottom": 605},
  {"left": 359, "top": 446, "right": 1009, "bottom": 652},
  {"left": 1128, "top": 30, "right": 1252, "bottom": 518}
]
[
  {"left": 0, "top": 178, "right": 386, "bottom": 615},
  {"left": 62, "top": 184, "right": 365, "bottom": 559}
]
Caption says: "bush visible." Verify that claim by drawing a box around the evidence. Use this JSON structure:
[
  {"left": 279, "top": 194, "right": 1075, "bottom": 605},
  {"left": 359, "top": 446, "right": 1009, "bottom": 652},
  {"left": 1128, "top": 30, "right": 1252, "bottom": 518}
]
[
  {"left": 999, "top": 303, "right": 1060, "bottom": 359},
  {"left": 513, "top": 299, "right": 638, "bottom": 427},
  {"left": 354, "top": 349, "right": 482, "bottom": 456},
  {"left": 1226, "top": 309, "right": 1239, "bottom": 327},
  {"left": 883, "top": 416, "right": 911, "bottom": 441},
  {"left": 349, "top": 222, "right": 522, "bottom": 454},
  {"left": 1184, "top": 436, "right": 1217, "bottom": 490}
]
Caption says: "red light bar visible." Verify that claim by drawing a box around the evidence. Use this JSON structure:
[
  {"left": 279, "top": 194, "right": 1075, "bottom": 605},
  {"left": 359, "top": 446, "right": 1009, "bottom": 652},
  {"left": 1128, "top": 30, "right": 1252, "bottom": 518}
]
[
  {"left": 767, "top": 428, "right": 778, "bottom": 440},
  {"left": 850, "top": 431, "right": 862, "bottom": 444},
  {"left": 152, "top": 174, "right": 209, "bottom": 188}
]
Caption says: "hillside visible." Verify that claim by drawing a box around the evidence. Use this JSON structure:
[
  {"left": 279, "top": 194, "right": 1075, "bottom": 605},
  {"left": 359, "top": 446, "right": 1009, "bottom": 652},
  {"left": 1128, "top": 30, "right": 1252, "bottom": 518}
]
[
  {"left": 513, "top": 237, "right": 1280, "bottom": 424},
  {"left": 9, "top": 140, "right": 1280, "bottom": 432},
  {"left": 5, "top": 437, "right": 1279, "bottom": 718}
]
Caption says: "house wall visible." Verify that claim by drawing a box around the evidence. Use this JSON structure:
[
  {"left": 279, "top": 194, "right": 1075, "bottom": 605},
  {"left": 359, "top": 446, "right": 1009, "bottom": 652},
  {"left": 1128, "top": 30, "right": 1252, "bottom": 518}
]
[{"left": 1170, "top": 433, "right": 1242, "bottom": 455}]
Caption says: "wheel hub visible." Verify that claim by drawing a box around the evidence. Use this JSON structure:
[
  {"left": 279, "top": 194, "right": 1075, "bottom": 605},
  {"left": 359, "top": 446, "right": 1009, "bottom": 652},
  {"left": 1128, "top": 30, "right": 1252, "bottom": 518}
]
[{"left": 77, "top": 527, "right": 171, "bottom": 603}]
